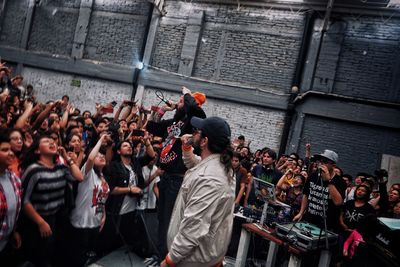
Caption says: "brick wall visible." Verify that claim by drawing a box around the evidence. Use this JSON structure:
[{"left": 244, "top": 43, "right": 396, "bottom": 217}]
[
  {"left": 83, "top": 0, "right": 151, "bottom": 65},
  {"left": 218, "top": 31, "right": 301, "bottom": 92},
  {"left": 338, "top": 15, "right": 400, "bottom": 102},
  {"left": 22, "top": 67, "right": 132, "bottom": 114},
  {"left": 48, "top": 0, "right": 80, "bottom": 9},
  {"left": 192, "top": 29, "right": 222, "bottom": 79},
  {"left": 152, "top": 1, "right": 305, "bottom": 93},
  {"left": 298, "top": 115, "right": 400, "bottom": 176},
  {"left": 83, "top": 12, "right": 148, "bottom": 65},
  {"left": 28, "top": 6, "right": 79, "bottom": 56},
  {"left": 151, "top": 22, "right": 187, "bottom": 72},
  {"left": 142, "top": 87, "right": 285, "bottom": 152},
  {"left": 0, "top": 0, "right": 28, "bottom": 47},
  {"left": 314, "top": 15, "right": 400, "bottom": 102},
  {"left": 93, "top": 0, "right": 151, "bottom": 15}
]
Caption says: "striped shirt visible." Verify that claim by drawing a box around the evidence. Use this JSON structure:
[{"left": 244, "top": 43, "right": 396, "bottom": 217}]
[{"left": 22, "top": 163, "right": 74, "bottom": 216}]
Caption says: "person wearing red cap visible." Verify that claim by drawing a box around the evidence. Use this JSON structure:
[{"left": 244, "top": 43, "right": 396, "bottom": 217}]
[{"left": 191, "top": 92, "right": 206, "bottom": 107}]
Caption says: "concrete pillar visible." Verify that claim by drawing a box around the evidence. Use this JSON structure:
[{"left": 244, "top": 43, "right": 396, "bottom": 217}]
[
  {"left": 71, "top": 0, "right": 94, "bottom": 59},
  {"left": 134, "top": 8, "right": 161, "bottom": 104},
  {"left": 315, "top": 21, "right": 346, "bottom": 93},
  {"left": 0, "top": 0, "right": 7, "bottom": 34},
  {"left": 178, "top": 10, "right": 204, "bottom": 76},
  {"left": 286, "top": 111, "right": 305, "bottom": 153},
  {"left": 301, "top": 19, "right": 346, "bottom": 93},
  {"left": 20, "top": 0, "right": 35, "bottom": 49}
]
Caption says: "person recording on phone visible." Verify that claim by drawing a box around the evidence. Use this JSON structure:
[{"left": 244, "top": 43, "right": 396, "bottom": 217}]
[{"left": 293, "top": 149, "right": 346, "bottom": 232}]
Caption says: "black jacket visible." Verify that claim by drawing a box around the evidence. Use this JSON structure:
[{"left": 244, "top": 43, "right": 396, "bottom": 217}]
[{"left": 104, "top": 154, "right": 153, "bottom": 215}]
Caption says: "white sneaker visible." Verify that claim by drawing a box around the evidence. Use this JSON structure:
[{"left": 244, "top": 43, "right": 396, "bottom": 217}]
[{"left": 144, "top": 255, "right": 159, "bottom": 266}]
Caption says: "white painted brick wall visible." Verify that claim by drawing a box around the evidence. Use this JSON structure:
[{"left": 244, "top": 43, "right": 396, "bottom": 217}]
[{"left": 22, "top": 67, "right": 132, "bottom": 114}]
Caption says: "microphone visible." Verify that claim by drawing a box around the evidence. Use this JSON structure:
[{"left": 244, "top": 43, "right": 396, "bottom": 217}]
[
  {"left": 161, "top": 98, "right": 172, "bottom": 107},
  {"left": 155, "top": 90, "right": 173, "bottom": 107},
  {"left": 317, "top": 163, "right": 323, "bottom": 178}
]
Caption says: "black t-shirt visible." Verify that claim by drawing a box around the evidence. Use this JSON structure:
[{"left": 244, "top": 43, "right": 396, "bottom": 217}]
[
  {"left": 146, "top": 94, "right": 206, "bottom": 175},
  {"left": 303, "top": 172, "right": 346, "bottom": 232},
  {"left": 251, "top": 164, "right": 282, "bottom": 185},
  {"left": 343, "top": 200, "right": 375, "bottom": 230}
]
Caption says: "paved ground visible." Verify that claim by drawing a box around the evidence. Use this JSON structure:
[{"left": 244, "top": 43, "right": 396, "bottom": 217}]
[
  {"left": 89, "top": 247, "right": 146, "bottom": 267},
  {"left": 89, "top": 247, "right": 237, "bottom": 267}
]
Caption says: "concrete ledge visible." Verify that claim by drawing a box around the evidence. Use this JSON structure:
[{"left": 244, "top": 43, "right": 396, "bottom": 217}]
[
  {"left": 138, "top": 68, "right": 290, "bottom": 110},
  {"left": 0, "top": 46, "right": 134, "bottom": 83},
  {"left": 0, "top": 46, "right": 289, "bottom": 110},
  {"left": 298, "top": 95, "right": 400, "bottom": 129}
]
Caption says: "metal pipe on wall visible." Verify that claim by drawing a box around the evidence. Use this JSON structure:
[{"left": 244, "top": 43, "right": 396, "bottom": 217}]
[
  {"left": 278, "top": 9, "right": 316, "bottom": 156},
  {"left": 130, "top": 4, "right": 155, "bottom": 101}
]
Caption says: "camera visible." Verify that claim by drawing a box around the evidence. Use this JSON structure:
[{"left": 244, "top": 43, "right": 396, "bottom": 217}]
[
  {"left": 132, "top": 129, "right": 145, "bottom": 137},
  {"left": 100, "top": 101, "right": 118, "bottom": 113},
  {"left": 125, "top": 100, "right": 136, "bottom": 106},
  {"left": 140, "top": 107, "right": 151, "bottom": 114},
  {"left": 107, "top": 122, "right": 120, "bottom": 142}
]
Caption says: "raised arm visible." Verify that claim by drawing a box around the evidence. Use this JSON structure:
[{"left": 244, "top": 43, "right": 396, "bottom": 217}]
[
  {"left": 59, "top": 146, "right": 84, "bottom": 182},
  {"left": 125, "top": 104, "right": 138, "bottom": 123},
  {"left": 15, "top": 100, "right": 34, "bottom": 129},
  {"left": 84, "top": 134, "right": 106, "bottom": 175},
  {"left": 31, "top": 101, "right": 60, "bottom": 131},
  {"left": 143, "top": 131, "right": 155, "bottom": 159},
  {"left": 114, "top": 101, "right": 127, "bottom": 122},
  {"left": 59, "top": 104, "right": 73, "bottom": 130}
]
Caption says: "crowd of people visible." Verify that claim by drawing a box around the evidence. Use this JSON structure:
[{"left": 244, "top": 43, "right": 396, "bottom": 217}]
[{"left": 0, "top": 61, "right": 399, "bottom": 267}]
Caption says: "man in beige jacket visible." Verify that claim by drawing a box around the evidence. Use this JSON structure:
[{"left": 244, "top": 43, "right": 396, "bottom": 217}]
[{"left": 161, "top": 116, "right": 235, "bottom": 267}]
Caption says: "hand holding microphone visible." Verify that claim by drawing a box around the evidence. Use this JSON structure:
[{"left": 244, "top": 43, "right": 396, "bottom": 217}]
[
  {"left": 318, "top": 163, "right": 330, "bottom": 181},
  {"left": 180, "top": 134, "right": 193, "bottom": 146},
  {"left": 181, "top": 134, "right": 194, "bottom": 152}
]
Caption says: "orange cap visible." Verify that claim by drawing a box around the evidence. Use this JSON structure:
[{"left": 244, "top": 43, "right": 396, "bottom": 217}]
[{"left": 192, "top": 92, "right": 206, "bottom": 106}]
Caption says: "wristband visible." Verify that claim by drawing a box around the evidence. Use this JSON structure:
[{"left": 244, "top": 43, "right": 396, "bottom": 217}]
[
  {"left": 67, "top": 159, "right": 75, "bottom": 166},
  {"left": 182, "top": 144, "right": 192, "bottom": 152},
  {"left": 165, "top": 254, "right": 175, "bottom": 267}
]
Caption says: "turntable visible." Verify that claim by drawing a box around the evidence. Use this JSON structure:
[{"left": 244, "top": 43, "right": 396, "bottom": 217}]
[{"left": 275, "top": 222, "right": 338, "bottom": 250}]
